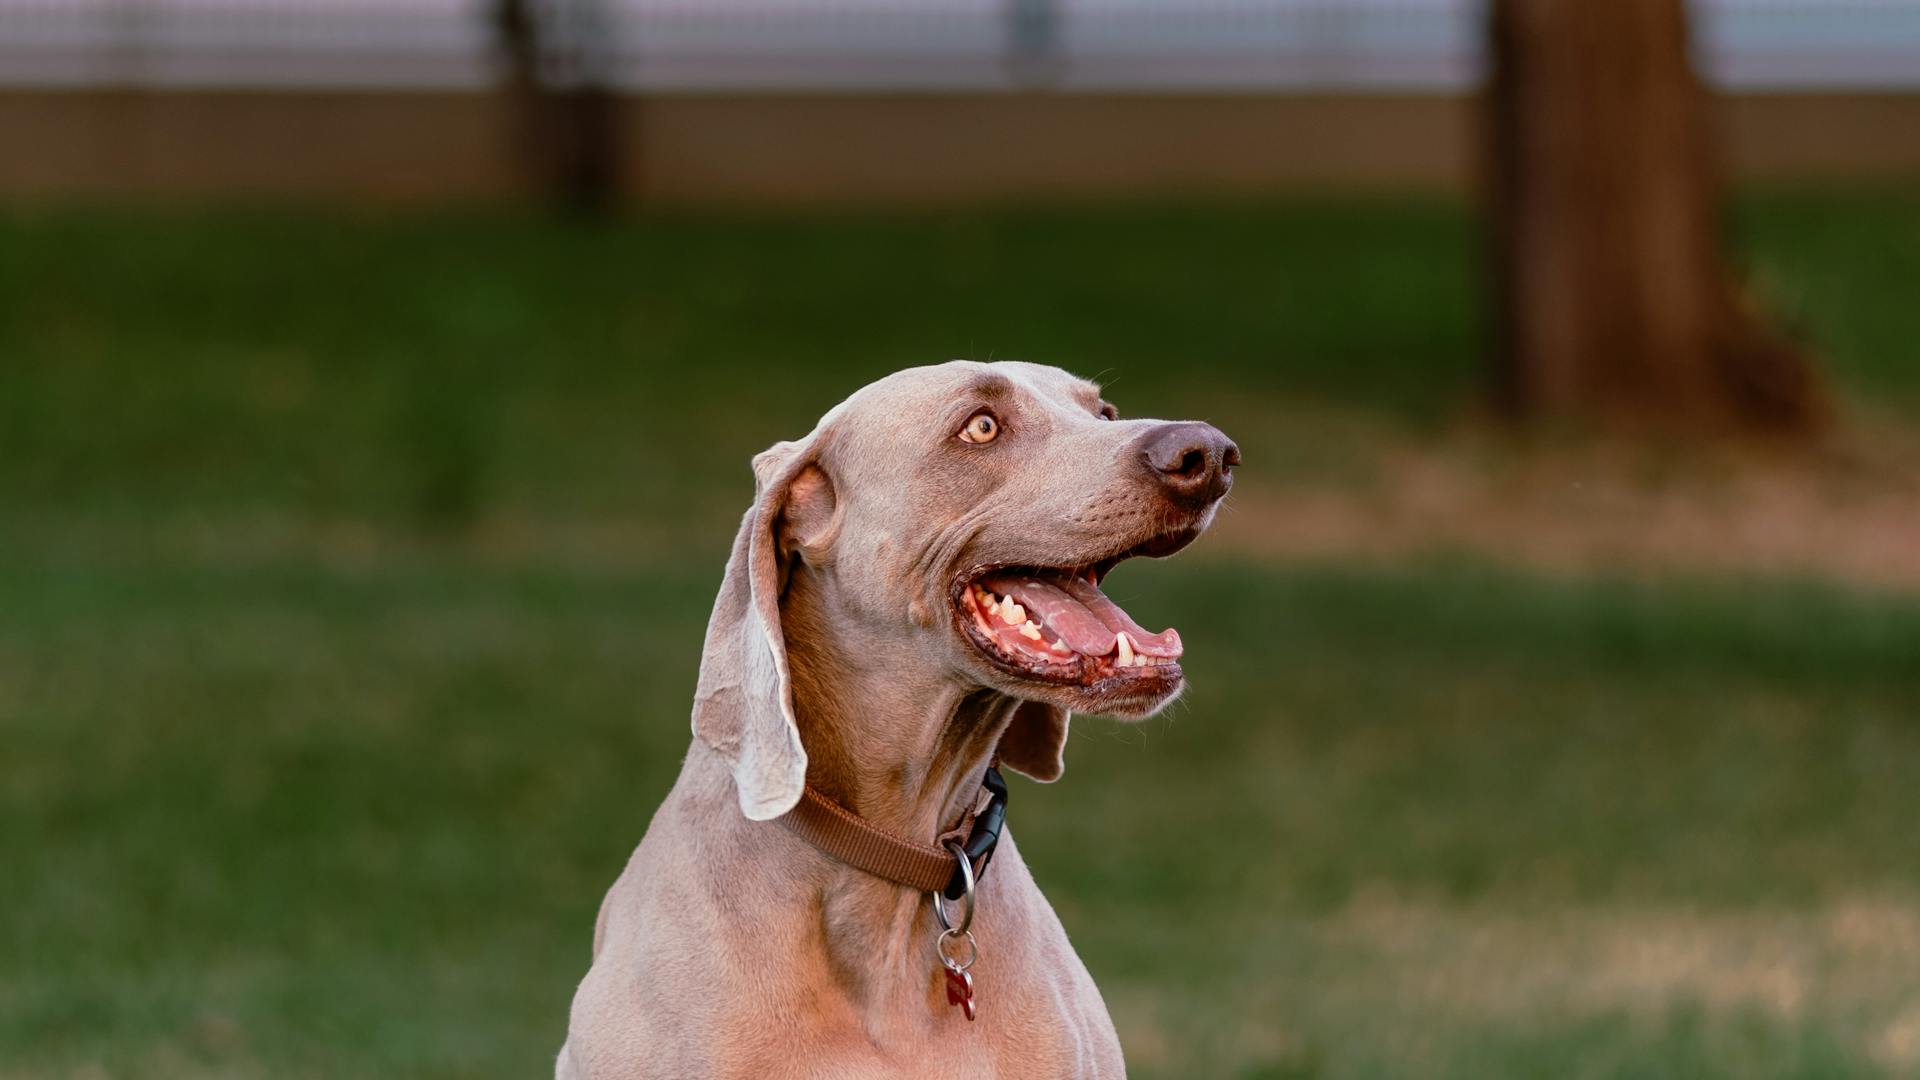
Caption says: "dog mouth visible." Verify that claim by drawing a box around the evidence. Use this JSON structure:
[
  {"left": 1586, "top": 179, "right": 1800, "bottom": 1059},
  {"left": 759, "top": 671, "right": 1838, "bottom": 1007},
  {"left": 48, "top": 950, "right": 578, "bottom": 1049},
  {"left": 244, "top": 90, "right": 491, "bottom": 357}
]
[{"left": 951, "top": 527, "right": 1201, "bottom": 693}]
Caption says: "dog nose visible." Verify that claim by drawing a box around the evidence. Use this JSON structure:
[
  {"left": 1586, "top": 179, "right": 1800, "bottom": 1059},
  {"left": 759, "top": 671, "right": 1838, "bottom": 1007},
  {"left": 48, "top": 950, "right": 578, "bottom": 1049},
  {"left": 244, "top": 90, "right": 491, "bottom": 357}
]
[{"left": 1139, "top": 422, "right": 1239, "bottom": 509}]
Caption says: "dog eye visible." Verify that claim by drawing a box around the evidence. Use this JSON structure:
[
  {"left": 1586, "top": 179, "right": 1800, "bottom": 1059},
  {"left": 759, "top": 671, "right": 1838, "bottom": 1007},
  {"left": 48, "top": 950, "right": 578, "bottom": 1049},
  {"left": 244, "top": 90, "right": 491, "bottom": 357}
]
[
  {"left": 1098, "top": 402, "right": 1119, "bottom": 421},
  {"left": 959, "top": 412, "right": 1000, "bottom": 444}
]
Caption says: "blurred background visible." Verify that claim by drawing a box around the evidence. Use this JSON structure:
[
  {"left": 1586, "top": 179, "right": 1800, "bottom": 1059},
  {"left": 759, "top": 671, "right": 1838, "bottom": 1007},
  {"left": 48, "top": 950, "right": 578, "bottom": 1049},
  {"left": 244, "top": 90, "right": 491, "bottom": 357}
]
[{"left": 3, "top": 1, "right": 1919, "bottom": 1077}]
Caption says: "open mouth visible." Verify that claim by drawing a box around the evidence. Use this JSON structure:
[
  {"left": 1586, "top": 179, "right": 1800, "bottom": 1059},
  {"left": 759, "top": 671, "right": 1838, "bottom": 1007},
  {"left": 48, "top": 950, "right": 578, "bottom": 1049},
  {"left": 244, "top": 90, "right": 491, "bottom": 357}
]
[{"left": 951, "top": 527, "right": 1200, "bottom": 691}]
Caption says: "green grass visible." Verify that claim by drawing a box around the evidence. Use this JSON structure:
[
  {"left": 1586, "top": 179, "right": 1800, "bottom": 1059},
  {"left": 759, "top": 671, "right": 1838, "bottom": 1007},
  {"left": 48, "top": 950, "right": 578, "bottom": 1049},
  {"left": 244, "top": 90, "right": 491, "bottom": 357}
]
[
  {"left": 4, "top": 189, "right": 1918, "bottom": 529},
  {"left": 6, "top": 553, "right": 1920, "bottom": 1077},
  {"left": 4, "top": 191, "right": 1920, "bottom": 1077}
]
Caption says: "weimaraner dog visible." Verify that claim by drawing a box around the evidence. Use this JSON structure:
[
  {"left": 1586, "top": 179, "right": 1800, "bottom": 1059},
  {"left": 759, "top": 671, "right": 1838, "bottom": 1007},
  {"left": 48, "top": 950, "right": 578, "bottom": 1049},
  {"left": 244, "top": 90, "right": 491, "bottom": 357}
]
[{"left": 559, "top": 361, "right": 1237, "bottom": 1079}]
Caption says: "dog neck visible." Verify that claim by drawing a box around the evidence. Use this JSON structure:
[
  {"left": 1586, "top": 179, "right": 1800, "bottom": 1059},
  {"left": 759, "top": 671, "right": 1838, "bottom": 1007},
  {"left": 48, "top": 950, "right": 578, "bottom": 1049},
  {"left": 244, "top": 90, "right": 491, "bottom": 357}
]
[
  {"left": 716, "top": 569, "right": 1020, "bottom": 1016},
  {"left": 780, "top": 571, "right": 1014, "bottom": 841}
]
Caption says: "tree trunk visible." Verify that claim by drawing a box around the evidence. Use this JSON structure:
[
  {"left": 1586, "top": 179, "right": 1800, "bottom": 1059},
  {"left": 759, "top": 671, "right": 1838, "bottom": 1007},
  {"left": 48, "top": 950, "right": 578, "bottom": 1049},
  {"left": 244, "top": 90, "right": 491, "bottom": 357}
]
[
  {"left": 493, "top": 0, "right": 625, "bottom": 215},
  {"left": 1486, "top": 0, "right": 1824, "bottom": 434}
]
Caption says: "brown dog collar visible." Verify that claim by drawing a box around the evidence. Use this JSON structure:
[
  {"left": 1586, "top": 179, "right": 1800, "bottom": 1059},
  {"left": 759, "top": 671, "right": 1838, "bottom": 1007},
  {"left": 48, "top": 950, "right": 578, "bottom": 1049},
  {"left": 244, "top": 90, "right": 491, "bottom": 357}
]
[
  {"left": 779, "top": 766, "right": 1008, "bottom": 1022},
  {"left": 777, "top": 766, "right": 1009, "bottom": 897}
]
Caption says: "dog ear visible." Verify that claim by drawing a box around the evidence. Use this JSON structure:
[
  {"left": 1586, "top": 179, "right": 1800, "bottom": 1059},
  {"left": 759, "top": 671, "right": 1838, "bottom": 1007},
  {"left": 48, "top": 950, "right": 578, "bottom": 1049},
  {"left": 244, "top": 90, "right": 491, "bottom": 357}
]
[
  {"left": 997, "top": 700, "right": 1068, "bottom": 783},
  {"left": 691, "top": 435, "right": 837, "bottom": 821}
]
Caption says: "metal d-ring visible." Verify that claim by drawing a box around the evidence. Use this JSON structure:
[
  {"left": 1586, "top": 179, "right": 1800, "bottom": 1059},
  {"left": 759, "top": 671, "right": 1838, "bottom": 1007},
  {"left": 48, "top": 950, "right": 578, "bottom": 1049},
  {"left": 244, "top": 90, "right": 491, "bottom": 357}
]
[
  {"left": 937, "top": 927, "right": 978, "bottom": 973},
  {"left": 932, "top": 839, "right": 974, "bottom": 935}
]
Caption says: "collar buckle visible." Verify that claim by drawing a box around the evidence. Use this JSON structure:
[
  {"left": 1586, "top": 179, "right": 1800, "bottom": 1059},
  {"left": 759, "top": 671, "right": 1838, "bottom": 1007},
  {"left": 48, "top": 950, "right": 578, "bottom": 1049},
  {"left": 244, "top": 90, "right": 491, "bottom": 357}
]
[{"left": 942, "top": 766, "right": 1009, "bottom": 900}]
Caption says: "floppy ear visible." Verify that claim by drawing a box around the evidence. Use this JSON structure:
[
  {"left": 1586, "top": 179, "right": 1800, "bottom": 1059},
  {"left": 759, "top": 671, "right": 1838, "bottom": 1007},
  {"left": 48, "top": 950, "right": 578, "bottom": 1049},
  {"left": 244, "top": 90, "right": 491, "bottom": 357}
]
[
  {"left": 997, "top": 701, "right": 1068, "bottom": 783},
  {"left": 690, "top": 437, "right": 833, "bottom": 820}
]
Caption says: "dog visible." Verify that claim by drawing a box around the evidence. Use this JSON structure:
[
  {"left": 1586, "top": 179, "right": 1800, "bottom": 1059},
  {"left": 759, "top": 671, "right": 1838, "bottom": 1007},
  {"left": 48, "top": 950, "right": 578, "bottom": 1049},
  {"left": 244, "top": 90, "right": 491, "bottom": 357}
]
[{"left": 559, "top": 361, "right": 1237, "bottom": 1078}]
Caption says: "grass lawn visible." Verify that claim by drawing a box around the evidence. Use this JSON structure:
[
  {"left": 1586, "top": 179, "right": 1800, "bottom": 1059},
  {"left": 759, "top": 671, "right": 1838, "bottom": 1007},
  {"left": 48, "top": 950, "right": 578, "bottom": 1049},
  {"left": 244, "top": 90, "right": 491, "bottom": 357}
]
[{"left": 3, "top": 191, "right": 1920, "bottom": 1077}]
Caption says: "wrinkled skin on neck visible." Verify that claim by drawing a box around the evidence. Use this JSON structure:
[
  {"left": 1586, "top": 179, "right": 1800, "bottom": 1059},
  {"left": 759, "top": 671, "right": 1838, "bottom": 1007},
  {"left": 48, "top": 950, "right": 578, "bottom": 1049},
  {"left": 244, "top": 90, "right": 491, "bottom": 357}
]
[{"left": 782, "top": 565, "right": 1013, "bottom": 839}]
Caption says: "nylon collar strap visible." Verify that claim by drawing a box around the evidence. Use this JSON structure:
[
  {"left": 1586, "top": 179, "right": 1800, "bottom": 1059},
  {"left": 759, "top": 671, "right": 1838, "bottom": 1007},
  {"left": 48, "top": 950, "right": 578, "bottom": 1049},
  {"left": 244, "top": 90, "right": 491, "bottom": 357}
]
[{"left": 778, "top": 766, "right": 1009, "bottom": 898}]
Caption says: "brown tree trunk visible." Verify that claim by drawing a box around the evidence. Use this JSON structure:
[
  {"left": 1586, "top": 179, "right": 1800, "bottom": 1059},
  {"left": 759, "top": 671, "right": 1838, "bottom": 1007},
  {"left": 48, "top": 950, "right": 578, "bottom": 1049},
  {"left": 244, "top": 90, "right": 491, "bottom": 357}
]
[
  {"left": 1487, "top": 0, "right": 1824, "bottom": 434},
  {"left": 493, "top": 0, "right": 625, "bottom": 215}
]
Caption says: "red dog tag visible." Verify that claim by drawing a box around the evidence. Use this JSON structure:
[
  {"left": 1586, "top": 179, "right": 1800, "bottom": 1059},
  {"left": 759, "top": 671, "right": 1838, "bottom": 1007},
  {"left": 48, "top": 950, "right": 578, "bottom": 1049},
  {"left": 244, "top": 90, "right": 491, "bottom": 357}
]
[{"left": 943, "top": 966, "right": 976, "bottom": 1021}]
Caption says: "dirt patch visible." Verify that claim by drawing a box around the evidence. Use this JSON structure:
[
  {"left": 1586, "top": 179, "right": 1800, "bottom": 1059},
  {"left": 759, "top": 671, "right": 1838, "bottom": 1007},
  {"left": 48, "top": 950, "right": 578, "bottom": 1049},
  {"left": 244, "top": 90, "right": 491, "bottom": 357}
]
[
  {"left": 1209, "top": 412, "right": 1920, "bottom": 592},
  {"left": 1327, "top": 888, "right": 1920, "bottom": 1066}
]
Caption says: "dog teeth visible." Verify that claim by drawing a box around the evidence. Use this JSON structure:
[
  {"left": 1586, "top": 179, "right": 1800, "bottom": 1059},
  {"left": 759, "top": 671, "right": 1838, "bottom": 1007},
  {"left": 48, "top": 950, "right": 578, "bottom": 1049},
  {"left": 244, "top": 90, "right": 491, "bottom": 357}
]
[
  {"left": 971, "top": 583, "right": 1173, "bottom": 670},
  {"left": 1109, "top": 632, "right": 1173, "bottom": 668}
]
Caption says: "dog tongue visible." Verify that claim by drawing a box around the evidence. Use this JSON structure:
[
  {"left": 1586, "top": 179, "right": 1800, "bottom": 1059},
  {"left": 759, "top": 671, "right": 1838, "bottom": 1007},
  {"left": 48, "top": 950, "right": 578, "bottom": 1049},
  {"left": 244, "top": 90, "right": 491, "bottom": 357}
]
[{"left": 983, "top": 572, "right": 1183, "bottom": 658}]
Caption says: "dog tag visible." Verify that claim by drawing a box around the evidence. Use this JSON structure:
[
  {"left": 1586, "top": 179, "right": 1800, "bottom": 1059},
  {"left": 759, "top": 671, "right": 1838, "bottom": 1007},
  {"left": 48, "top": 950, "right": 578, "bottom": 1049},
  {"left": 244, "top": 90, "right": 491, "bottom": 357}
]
[
  {"left": 943, "top": 966, "right": 976, "bottom": 1021},
  {"left": 936, "top": 926, "right": 979, "bottom": 1021}
]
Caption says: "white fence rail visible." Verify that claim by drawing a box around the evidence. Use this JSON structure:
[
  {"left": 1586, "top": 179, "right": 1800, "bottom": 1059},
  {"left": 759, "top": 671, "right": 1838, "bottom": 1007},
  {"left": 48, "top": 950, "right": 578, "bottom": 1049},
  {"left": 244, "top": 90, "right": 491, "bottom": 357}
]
[{"left": 3, "top": 0, "right": 1919, "bottom": 91}]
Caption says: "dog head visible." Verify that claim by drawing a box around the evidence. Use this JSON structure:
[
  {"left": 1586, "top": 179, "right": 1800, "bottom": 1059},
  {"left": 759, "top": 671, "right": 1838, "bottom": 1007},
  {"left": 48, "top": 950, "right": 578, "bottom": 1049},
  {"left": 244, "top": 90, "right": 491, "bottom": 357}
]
[{"left": 693, "top": 361, "right": 1237, "bottom": 819}]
